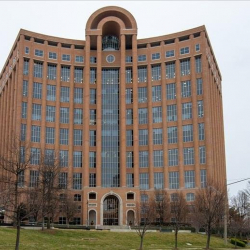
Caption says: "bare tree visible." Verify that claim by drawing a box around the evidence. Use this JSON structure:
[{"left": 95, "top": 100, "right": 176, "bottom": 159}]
[
  {"left": 134, "top": 193, "right": 156, "bottom": 250},
  {"left": 0, "top": 137, "right": 32, "bottom": 250},
  {"left": 194, "top": 180, "right": 226, "bottom": 249},
  {"left": 170, "top": 191, "right": 188, "bottom": 249},
  {"left": 38, "top": 150, "right": 61, "bottom": 230},
  {"left": 153, "top": 189, "right": 170, "bottom": 228},
  {"left": 59, "top": 192, "right": 79, "bottom": 228}
]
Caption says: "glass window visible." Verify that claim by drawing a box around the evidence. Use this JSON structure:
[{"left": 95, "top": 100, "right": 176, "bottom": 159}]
[
  {"left": 73, "top": 173, "right": 82, "bottom": 190},
  {"left": 74, "top": 67, "right": 83, "bottom": 83},
  {"left": 166, "top": 83, "right": 176, "bottom": 100},
  {"left": 200, "top": 169, "right": 207, "bottom": 188},
  {"left": 49, "top": 52, "right": 57, "bottom": 60},
  {"left": 126, "top": 130, "right": 133, "bottom": 146},
  {"left": 151, "top": 65, "right": 161, "bottom": 81},
  {"left": 126, "top": 173, "right": 134, "bottom": 187},
  {"left": 186, "top": 193, "right": 195, "bottom": 201},
  {"left": 60, "top": 128, "right": 69, "bottom": 145},
  {"left": 23, "top": 59, "right": 29, "bottom": 75},
  {"left": 138, "top": 108, "right": 148, "bottom": 124},
  {"left": 152, "top": 86, "right": 162, "bottom": 102},
  {"left": 46, "top": 127, "right": 55, "bottom": 144},
  {"left": 139, "top": 151, "right": 148, "bottom": 168},
  {"left": 180, "top": 47, "right": 189, "bottom": 55},
  {"left": 167, "top": 104, "right": 177, "bottom": 122},
  {"left": 181, "top": 80, "right": 191, "bottom": 98},
  {"left": 152, "top": 53, "right": 160, "bottom": 60},
  {"left": 90, "top": 89, "right": 96, "bottom": 104},
  {"left": 59, "top": 172, "right": 68, "bottom": 189},
  {"left": 198, "top": 123, "right": 205, "bottom": 141},
  {"left": 126, "top": 151, "right": 133, "bottom": 168},
  {"left": 141, "top": 194, "right": 148, "bottom": 202},
  {"left": 199, "top": 146, "right": 206, "bottom": 164},
  {"left": 152, "top": 106, "right": 162, "bottom": 123},
  {"left": 18, "top": 170, "right": 25, "bottom": 187},
  {"left": 62, "top": 54, "right": 70, "bottom": 61},
  {"left": 47, "top": 85, "right": 56, "bottom": 101},
  {"left": 154, "top": 150, "right": 163, "bottom": 167},
  {"left": 25, "top": 47, "right": 29, "bottom": 54},
  {"left": 89, "top": 152, "right": 96, "bottom": 168},
  {"left": 183, "top": 124, "right": 193, "bottom": 142},
  {"left": 74, "top": 108, "right": 83, "bottom": 124},
  {"left": 154, "top": 172, "right": 164, "bottom": 189},
  {"left": 22, "top": 80, "right": 28, "bottom": 96},
  {"left": 126, "top": 109, "right": 133, "bottom": 125},
  {"left": 139, "top": 129, "right": 148, "bottom": 146},
  {"left": 73, "top": 151, "right": 82, "bottom": 168},
  {"left": 196, "top": 56, "right": 202, "bottom": 73},
  {"left": 183, "top": 147, "right": 194, "bottom": 165},
  {"left": 138, "top": 54, "right": 146, "bottom": 62},
  {"left": 35, "top": 49, "right": 43, "bottom": 57},
  {"left": 74, "top": 88, "right": 83, "bottom": 104},
  {"left": 30, "top": 148, "right": 40, "bottom": 165},
  {"left": 89, "top": 173, "right": 96, "bottom": 187},
  {"left": 32, "top": 104, "right": 41, "bottom": 121},
  {"left": 195, "top": 44, "right": 200, "bottom": 52},
  {"left": 153, "top": 128, "right": 162, "bottom": 145},
  {"left": 197, "top": 100, "right": 204, "bottom": 118},
  {"left": 46, "top": 105, "right": 55, "bottom": 122},
  {"left": 185, "top": 171, "right": 195, "bottom": 188},
  {"left": 60, "top": 86, "right": 70, "bottom": 102},
  {"left": 61, "top": 66, "right": 70, "bottom": 82},
  {"left": 169, "top": 172, "right": 179, "bottom": 189},
  {"left": 60, "top": 150, "right": 68, "bottom": 167},
  {"left": 90, "top": 109, "right": 96, "bottom": 125},
  {"left": 90, "top": 130, "right": 96, "bottom": 146},
  {"left": 140, "top": 173, "right": 149, "bottom": 190},
  {"left": 75, "top": 55, "right": 83, "bottom": 63},
  {"left": 31, "top": 125, "right": 40, "bottom": 143},
  {"left": 90, "top": 68, "right": 96, "bottom": 84},
  {"left": 33, "top": 61, "right": 43, "bottom": 78},
  {"left": 21, "top": 124, "right": 26, "bottom": 141},
  {"left": 182, "top": 102, "right": 192, "bottom": 120},
  {"left": 168, "top": 149, "right": 178, "bottom": 166},
  {"left": 166, "top": 50, "right": 175, "bottom": 58},
  {"left": 47, "top": 64, "right": 57, "bottom": 80},
  {"left": 196, "top": 78, "right": 203, "bottom": 95},
  {"left": 74, "top": 129, "right": 82, "bottom": 146},
  {"left": 168, "top": 126, "right": 178, "bottom": 144},
  {"left": 126, "top": 56, "right": 132, "bottom": 63},
  {"left": 60, "top": 107, "right": 69, "bottom": 124},
  {"left": 126, "top": 88, "right": 133, "bottom": 104},
  {"left": 180, "top": 59, "right": 190, "bottom": 76},
  {"left": 33, "top": 82, "right": 42, "bottom": 99},
  {"left": 30, "top": 170, "right": 39, "bottom": 187},
  {"left": 166, "top": 62, "right": 175, "bottom": 79},
  {"left": 138, "top": 66, "right": 147, "bottom": 83},
  {"left": 126, "top": 68, "right": 132, "bottom": 83},
  {"left": 90, "top": 56, "right": 96, "bottom": 63},
  {"left": 138, "top": 87, "right": 147, "bottom": 103}
]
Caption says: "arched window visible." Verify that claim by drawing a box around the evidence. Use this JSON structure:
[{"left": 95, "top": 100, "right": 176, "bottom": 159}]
[{"left": 102, "top": 36, "right": 119, "bottom": 51}]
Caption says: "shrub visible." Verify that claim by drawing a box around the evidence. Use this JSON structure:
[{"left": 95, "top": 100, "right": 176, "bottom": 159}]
[{"left": 230, "top": 238, "right": 246, "bottom": 248}]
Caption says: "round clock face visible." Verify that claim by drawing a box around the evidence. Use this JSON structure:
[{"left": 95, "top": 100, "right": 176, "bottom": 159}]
[{"left": 106, "top": 54, "right": 115, "bottom": 63}]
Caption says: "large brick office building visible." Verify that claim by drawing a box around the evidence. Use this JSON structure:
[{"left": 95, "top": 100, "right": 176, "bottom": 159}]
[{"left": 0, "top": 6, "right": 226, "bottom": 226}]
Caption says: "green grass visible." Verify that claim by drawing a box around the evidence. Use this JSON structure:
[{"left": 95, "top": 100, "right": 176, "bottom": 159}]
[{"left": 0, "top": 227, "right": 247, "bottom": 249}]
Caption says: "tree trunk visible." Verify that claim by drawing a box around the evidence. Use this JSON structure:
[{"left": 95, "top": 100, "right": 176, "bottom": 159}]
[
  {"left": 139, "top": 236, "right": 144, "bottom": 250},
  {"left": 175, "top": 228, "right": 178, "bottom": 249},
  {"left": 206, "top": 231, "right": 211, "bottom": 249},
  {"left": 47, "top": 216, "right": 51, "bottom": 229},
  {"left": 42, "top": 217, "right": 44, "bottom": 231},
  {"left": 15, "top": 215, "right": 21, "bottom": 250}
]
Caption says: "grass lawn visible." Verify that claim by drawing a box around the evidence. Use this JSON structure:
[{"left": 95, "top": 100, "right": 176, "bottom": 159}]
[{"left": 0, "top": 227, "right": 247, "bottom": 249}]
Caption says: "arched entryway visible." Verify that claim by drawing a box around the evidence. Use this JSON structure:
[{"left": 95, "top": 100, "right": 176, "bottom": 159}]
[
  {"left": 103, "top": 195, "right": 119, "bottom": 225},
  {"left": 89, "top": 210, "right": 96, "bottom": 225},
  {"left": 127, "top": 210, "right": 135, "bottom": 226}
]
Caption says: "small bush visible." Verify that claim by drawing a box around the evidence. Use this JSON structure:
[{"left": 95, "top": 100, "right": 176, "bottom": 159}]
[{"left": 230, "top": 238, "right": 246, "bottom": 247}]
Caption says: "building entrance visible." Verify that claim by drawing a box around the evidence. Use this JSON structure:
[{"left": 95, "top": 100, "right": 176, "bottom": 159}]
[{"left": 103, "top": 195, "right": 119, "bottom": 225}]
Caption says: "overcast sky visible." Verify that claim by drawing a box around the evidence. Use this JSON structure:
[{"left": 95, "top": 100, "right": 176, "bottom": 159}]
[{"left": 0, "top": 1, "right": 249, "bottom": 197}]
